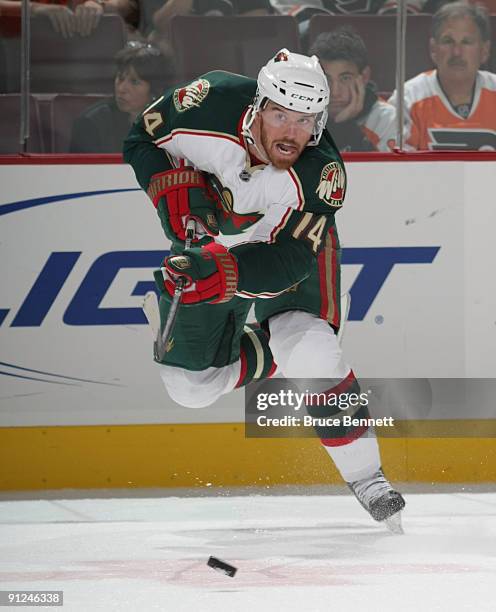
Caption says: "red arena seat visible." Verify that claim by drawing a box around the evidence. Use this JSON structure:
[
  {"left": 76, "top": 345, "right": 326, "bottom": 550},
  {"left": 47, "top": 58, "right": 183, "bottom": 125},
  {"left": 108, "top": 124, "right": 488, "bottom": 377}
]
[
  {"left": 171, "top": 15, "right": 300, "bottom": 83},
  {"left": 49, "top": 94, "right": 108, "bottom": 152},
  {"left": 29, "top": 14, "right": 126, "bottom": 94},
  {"left": 0, "top": 32, "right": 20, "bottom": 93},
  {"left": 0, "top": 94, "right": 44, "bottom": 153}
]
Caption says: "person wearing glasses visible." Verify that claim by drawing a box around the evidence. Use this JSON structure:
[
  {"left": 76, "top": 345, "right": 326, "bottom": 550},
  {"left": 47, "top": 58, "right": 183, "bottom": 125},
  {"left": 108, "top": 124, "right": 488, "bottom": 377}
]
[{"left": 389, "top": 2, "right": 495, "bottom": 151}]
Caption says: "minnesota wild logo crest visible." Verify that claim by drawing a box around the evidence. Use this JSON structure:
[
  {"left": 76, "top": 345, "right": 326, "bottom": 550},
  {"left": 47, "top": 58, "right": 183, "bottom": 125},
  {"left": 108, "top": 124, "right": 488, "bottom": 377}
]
[
  {"left": 173, "top": 79, "right": 210, "bottom": 112},
  {"left": 316, "top": 161, "right": 346, "bottom": 207}
]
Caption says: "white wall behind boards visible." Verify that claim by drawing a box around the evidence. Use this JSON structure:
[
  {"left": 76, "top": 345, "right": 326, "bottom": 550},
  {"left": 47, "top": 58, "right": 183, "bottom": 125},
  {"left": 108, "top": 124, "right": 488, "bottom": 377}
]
[{"left": 0, "top": 160, "right": 494, "bottom": 426}]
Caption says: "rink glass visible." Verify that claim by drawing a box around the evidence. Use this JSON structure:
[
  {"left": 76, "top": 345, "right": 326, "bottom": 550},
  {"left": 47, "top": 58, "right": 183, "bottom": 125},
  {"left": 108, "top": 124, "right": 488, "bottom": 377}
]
[{"left": 2, "top": 10, "right": 494, "bottom": 154}]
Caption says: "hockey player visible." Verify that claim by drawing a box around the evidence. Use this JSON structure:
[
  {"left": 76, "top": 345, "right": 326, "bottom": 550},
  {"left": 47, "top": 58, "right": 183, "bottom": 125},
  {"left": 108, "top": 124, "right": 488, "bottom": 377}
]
[
  {"left": 389, "top": 2, "right": 496, "bottom": 151},
  {"left": 124, "top": 49, "right": 405, "bottom": 530}
]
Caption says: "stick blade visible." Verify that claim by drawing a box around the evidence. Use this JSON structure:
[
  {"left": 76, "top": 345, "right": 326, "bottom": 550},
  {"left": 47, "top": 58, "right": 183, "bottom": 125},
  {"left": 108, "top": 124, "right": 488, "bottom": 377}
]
[{"left": 142, "top": 291, "right": 161, "bottom": 339}]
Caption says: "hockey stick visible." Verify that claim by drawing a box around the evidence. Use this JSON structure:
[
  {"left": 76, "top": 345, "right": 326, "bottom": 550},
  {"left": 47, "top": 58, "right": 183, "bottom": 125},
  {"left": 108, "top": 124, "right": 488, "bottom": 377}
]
[
  {"left": 150, "top": 217, "right": 196, "bottom": 362},
  {"left": 142, "top": 173, "right": 224, "bottom": 362}
]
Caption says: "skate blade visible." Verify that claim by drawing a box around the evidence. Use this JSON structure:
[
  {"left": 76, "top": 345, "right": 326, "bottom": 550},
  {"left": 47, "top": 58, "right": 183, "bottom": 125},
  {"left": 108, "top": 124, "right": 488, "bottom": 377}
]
[
  {"left": 142, "top": 291, "right": 160, "bottom": 339},
  {"left": 384, "top": 511, "right": 404, "bottom": 535}
]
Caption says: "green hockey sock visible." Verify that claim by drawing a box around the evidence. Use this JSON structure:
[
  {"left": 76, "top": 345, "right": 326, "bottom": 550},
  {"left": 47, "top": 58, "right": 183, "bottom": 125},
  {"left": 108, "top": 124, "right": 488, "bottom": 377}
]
[{"left": 235, "top": 324, "right": 277, "bottom": 388}]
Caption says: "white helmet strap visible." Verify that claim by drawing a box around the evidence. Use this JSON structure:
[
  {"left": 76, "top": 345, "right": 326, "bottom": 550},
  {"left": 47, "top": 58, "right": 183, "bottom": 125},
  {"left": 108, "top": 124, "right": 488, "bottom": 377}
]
[
  {"left": 241, "top": 105, "right": 256, "bottom": 145},
  {"left": 241, "top": 96, "right": 272, "bottom": 145}
]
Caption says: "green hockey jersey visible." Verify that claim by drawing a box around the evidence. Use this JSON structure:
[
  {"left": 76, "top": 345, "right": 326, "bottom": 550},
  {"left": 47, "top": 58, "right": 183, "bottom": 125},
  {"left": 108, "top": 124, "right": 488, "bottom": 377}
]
[{"left": 124, "top": 70, "right": 346, "bottom": 301}]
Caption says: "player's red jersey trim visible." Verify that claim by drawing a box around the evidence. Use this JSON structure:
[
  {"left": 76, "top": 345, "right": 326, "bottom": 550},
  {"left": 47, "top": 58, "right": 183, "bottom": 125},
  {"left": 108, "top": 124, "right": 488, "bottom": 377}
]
[
  {"left": 318, "top": 243, "right": 328, "bottom": 322},
  {"left": 268, "top": 206, "right": 293, "bottom": 244},
  {"left": 328, "top": 226, "right": 340, "bottom": 329},
  {"left": 235, "top": 349, "right": 248, "bottom": 388},
  {"left": 154, "top": 128, "right": 242, "bottom": 149},
  {"left": 287, "top": 168, "right": 305, "bottom": 211}
]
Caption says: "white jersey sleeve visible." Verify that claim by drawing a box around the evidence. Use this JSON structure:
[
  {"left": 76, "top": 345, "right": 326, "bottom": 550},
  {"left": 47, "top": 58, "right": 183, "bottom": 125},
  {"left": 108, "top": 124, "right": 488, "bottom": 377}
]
[{"left": 358, "top": 98, "right": 397, "bottom": 151}]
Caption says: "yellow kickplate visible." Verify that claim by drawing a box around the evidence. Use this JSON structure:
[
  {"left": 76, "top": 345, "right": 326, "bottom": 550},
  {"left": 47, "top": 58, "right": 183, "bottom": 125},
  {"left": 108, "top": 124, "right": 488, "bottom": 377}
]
[{"left": 0, "top": 421, "right": 494, "bottom": 490}]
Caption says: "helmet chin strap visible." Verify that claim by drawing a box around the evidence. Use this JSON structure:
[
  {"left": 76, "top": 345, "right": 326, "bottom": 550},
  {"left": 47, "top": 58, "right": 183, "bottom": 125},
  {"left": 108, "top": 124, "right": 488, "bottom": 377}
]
[
  {"left": 241, "top": 104, "right": 270, "bottom": 164},
  {"left": 241, "top": 105, "right": 256, "bottom": 145}
]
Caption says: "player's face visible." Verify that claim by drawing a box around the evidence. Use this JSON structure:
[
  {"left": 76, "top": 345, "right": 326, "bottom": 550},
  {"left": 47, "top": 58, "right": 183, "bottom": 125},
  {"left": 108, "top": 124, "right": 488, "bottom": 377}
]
[
  {"left": 321, "top": 60, "right": 369, "bottom": 119},
  {"left": 115, "top": 66, "right": 152, "bottom": 119},
  {"left": 430, "top": 16, "right": 490, "bottom": 84},
  {"left": 259, "top": 102, "right": 315, "bottom": 170}
]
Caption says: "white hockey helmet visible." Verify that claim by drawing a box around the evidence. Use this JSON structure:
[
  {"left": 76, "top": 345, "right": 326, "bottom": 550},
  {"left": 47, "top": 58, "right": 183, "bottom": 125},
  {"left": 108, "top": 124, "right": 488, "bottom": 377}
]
[{"left": 244, "top": 48, "right": 330, "bottom": 146}]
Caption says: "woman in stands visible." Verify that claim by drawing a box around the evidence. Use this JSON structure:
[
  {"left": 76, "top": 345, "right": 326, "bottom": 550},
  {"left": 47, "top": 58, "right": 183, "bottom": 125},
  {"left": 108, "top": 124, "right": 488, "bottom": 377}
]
[{"left": 70, "top": 42, "right": 170, "bottom": 153}]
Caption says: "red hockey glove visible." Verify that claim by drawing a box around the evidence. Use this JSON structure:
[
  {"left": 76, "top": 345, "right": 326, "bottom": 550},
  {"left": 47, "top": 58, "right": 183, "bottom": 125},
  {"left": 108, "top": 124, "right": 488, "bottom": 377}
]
[
  {"left": 147, "top": 168, "right": 220, "bottom": 245},
  {"left": 162, "top": 243, "right": 238, "bottom": 305}
]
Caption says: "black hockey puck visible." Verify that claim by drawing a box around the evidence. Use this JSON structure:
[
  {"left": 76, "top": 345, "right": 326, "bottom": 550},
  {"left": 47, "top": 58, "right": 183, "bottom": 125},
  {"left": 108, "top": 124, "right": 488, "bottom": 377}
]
[{"left": 207, "top": 556, "right": 237, "bottom": 577}]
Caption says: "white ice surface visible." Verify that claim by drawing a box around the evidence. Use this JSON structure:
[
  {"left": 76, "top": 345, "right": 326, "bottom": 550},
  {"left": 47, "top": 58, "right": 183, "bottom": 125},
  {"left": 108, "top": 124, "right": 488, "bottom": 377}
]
[{"left": 0, "top": 492, "right": 495, "bottom": 612}]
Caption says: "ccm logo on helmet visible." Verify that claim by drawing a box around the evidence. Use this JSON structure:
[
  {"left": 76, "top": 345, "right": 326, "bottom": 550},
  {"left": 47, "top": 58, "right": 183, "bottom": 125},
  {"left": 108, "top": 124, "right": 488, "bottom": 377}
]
[{"left": 291, "top": 94, "right": 315, "bottom": 101}]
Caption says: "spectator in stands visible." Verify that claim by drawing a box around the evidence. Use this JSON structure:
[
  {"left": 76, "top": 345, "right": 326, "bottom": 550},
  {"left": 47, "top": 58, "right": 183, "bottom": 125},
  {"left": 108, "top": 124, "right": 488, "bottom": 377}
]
[
  {"left": 389, "top": 2, "right": 496, "bottom": 151},
  {"left": 271, "top": 1, "right": 430, "bottom": 51},
  {"left": 0, "top": 0, "right": 139, "bottom": 38},
  {"left": 270, "top": 0, "right": 429, "bottom": 15},
  {"left": 422, "top": 0, "right": 496, "bottom": 14},
  {"left": 147, "top": 0, "right": 271, "bottom": 47},
  {"left": 269, "top": 1, "right": 330, "bottom": 48},
  {"left": 70, "top": 42, "right": 169, "bottom": 152},
  {"left": 310, "top": 28, "right": 396, "bottom": 151}
]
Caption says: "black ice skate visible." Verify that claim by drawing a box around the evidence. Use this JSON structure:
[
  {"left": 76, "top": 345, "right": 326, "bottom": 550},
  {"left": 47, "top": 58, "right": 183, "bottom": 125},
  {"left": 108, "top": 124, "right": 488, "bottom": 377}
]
[{"left": 348, "top": 468, "right": 405, "bottom": 534}]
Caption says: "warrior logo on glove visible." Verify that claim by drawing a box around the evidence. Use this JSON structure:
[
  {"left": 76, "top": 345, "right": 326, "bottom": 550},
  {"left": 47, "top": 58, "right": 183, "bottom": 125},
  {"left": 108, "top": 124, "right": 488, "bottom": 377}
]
[
  {"left": 147, "top": 168, "right": 221, "bottom": 245},
  {"left": 316, "top": 162, "right": 346, "bottom": 207},
  {"left": 206, "top": 213, "right": 219, "bottom": 228},
  {"left": 147, "top": 169, "right": 203, "bottom": 201},
  {"left": 170, "top": 256, "right": 191, "bottom": 270},
  {"left": 163, "top": 244, "right": 238, "bottom": 305}
]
